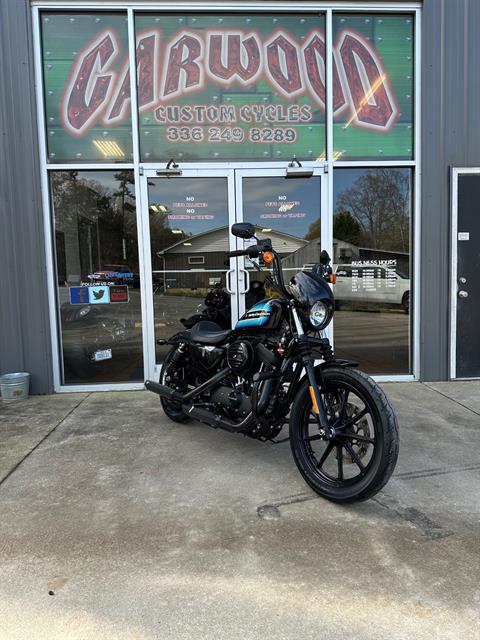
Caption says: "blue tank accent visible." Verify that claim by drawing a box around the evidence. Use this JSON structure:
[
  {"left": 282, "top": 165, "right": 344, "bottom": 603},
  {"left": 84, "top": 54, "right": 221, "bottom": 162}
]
[{"left": 235, "top": 300, "right": 274, "bottom": 329}]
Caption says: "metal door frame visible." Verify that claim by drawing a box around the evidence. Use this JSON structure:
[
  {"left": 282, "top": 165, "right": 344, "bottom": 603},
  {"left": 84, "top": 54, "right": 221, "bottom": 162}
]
[
  {"left": 450, "top": 167, "right": 480, "bottom": 379},
  {"left": 140, "top": 167, "right": 237, "bottom": 381}
]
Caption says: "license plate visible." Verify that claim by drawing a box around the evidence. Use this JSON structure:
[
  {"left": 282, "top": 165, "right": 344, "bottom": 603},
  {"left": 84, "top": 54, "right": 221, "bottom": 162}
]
[{"left": 93, "top": 348, "right": 112, "bottom": 362}]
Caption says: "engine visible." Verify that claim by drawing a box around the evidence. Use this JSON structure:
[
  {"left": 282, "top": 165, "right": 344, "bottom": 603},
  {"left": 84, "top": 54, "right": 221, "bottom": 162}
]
[
  {"left": 210, "top": 385, "right": 251, "bottom": 419},
  {"left": 226, "top": 340, "right": 255, "bottom": 374}
]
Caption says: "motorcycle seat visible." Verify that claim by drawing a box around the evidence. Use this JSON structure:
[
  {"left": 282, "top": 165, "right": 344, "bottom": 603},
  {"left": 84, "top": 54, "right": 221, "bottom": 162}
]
[{"left": 189, "top": 321, "right": 232, "bottom": 345}]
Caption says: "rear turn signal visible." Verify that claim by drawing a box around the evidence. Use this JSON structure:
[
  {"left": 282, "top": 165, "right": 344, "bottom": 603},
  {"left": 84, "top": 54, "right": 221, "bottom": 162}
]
[{"left": 327, "top": 274, "right": 337, "bottom": 284}]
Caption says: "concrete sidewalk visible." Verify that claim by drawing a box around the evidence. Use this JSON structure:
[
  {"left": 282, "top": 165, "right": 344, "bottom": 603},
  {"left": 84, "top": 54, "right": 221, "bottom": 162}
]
[{"left": 0, "top": 382, "right": 479, "bottom": 640}]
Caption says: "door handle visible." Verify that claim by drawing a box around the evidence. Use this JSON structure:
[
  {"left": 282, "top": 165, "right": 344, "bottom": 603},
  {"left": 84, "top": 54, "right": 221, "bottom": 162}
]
[
  {"left": 239, "top": 268, "right": 250, "bottom": 295},
  {"left": 225, "top": 269, "right": 235, "bottom": 294},
  {"left": 458, "top": 290, "right": 469, "bottom": 298}
]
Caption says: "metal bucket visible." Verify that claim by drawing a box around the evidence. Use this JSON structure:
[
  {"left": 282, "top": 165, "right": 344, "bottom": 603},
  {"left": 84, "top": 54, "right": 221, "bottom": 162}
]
[{"left": 0, "top": 372, "right": 30, "bottom": 402}]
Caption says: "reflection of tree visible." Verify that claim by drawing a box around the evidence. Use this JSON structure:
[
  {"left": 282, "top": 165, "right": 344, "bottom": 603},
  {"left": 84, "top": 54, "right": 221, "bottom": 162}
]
[
  {"left": 333, "top": 210, "right": 361, "bottom": 245},
  {"left": 336, "top": 169, "right": 410, "bottom": 252},
  {"left": 305, "top": 218, "right": 320, "bottom": 241},
  {"left": 51, "top": 171, "right": 138, "bottom": 278},
  {"left": 114, "top": 171, "right": 136, "bottom": 261}
]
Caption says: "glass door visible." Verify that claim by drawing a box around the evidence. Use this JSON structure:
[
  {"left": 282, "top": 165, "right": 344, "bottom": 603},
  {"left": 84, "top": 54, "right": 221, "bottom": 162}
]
[
  {"left": 234, "top": 168, "right": 329, "bottom": 319},
  {"left": 141, "top": 169, "right": 237, "bottom": 374}
]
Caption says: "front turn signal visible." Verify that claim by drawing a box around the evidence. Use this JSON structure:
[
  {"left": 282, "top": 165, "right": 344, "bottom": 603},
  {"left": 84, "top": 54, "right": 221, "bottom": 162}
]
[{"left": 263, "top": 251, "right": 274, "bottom": 264}]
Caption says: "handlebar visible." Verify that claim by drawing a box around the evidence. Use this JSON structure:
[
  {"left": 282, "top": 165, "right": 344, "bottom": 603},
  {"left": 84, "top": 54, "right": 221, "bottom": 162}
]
[
  {"left": 226, "top": 246, "right": 260, "bottom": 258},
  {"left": 227, "top": 236, "right": 332, "bottom": 300}
]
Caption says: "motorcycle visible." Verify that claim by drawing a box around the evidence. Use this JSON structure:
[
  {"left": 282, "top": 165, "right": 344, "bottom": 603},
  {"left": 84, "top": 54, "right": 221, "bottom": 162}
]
[
  {"left": 181, "top": 280, "right": 266, "bottom": 330},
  {"left": 181, "top": 283, "right": 231, "bottom": 330},
  {"left": 145, "top": 223, "right": 399, "bottom": 503}
]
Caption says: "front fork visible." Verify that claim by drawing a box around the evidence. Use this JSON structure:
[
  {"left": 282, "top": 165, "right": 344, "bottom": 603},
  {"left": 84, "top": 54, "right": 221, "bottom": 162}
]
[{"left": 291, "top": 307, "right": 335, "bottom": 440}]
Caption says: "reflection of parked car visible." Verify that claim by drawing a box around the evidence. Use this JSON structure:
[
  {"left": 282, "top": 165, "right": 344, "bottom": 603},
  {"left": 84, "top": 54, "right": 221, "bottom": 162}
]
[
  {"left": 334, "top": 264, "right": 410, "bottom": 313},
  {"left": 88, "top": 264, "right": 140, "bottom": 287}
]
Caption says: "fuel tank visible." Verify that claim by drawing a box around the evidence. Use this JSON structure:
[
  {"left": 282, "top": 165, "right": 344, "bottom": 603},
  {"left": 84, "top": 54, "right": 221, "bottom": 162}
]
[{"left": 235, "top": 298, "right": 286, "bottom": 331}]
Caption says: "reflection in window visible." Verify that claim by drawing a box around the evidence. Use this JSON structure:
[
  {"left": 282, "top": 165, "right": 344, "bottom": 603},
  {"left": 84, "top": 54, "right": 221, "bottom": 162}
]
[
  {"left": 332, "top": 14, "right": 414, "bottom": 161},
  {"left": 333, "top": 168, "right": 412, "bottom": 374},
  {"left": 240, "top": 176, "right": 322, "bottom": 300},
  {"left": 147, "top": 177, "right": 230, "bottom": 363},
  {"left": 50, "top": 171, "right": 143, "bottom": 384}
]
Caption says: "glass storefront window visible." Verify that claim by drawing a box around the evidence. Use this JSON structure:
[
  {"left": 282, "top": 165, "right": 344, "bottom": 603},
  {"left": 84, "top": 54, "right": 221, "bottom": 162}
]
[
  {"left": 333, "top": 168, "right": 412, "bottom": 374},
  {"left": 51, "top": 171, "right": 143, "bottom": 384},
  {"left": 41, "top": 13, "right": 133, "bottom": 162},
  {"left": 134, "top": 14, "right": 326, "bottom": 162},
  {"left": 332, "top": 14, "right": 414, "bottom": 161}
]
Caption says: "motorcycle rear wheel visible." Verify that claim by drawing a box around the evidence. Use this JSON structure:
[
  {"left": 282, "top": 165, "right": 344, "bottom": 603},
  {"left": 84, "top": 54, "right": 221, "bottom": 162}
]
[
  {"left": 159, "top": 347, "right": 190, "bottom": 423},
  {"left": 289, "top": 366, "right": 398, "bottom": 503}
]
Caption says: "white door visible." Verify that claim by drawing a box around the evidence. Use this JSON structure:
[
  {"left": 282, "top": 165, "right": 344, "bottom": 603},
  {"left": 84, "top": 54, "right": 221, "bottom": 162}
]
[
  {"left": 140, "top": 168, "right": 237, "bottom": 379},
  {"left": 140, "top": 166, "right": 329, "bottom": 380}
]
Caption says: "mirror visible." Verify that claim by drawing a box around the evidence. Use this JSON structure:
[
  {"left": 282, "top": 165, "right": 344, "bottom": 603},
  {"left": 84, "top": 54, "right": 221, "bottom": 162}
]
[
  {"left": 320, "top": 250, "right": 331, "bottom": 265},
  {"left": 231, "top": 222, "right": 256, "bottom": 239}
]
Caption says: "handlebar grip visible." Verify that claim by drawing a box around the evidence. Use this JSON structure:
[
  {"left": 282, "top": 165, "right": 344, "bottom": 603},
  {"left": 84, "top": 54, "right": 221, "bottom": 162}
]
[
  {"left": 226, "top": 246, "right": 260, "bottom": 258},
  {"left": 226, "top": 249, "right": 248, "bottom": 257}
]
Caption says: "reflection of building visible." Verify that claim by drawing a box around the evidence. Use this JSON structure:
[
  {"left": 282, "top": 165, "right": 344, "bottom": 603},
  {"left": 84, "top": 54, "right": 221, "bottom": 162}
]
[{"left": 156, "top": 226, "right": 308, "bottom": 289}]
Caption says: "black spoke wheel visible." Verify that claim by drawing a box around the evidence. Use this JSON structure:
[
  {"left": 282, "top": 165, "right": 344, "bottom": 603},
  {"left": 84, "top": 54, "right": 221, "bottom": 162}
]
[
  {"left": 290, "top": 367, "right": 398, "bottom": 503},
  {"left": 159, "top": 347, "right": 190, "bottom": 423}
]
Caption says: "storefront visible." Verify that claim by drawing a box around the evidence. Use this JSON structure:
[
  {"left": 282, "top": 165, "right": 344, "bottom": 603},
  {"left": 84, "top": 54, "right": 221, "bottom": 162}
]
[{"left": 3, "top": 0, "right": 478, "bottom": 392}]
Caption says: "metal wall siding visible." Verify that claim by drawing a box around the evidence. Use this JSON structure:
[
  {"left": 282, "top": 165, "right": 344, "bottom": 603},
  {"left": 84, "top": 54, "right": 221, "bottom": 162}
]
[
  {"left": 0, "top": 0, "right": 53, "bottom": 393},
  {"left": 420, "top": 0, "right": 480, "bottom": 380}
]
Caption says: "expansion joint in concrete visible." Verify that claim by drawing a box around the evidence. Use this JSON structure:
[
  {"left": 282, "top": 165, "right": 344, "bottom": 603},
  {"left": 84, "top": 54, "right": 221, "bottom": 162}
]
[{"left": 0, "top": 394, "right": 91, "bottom": 489}]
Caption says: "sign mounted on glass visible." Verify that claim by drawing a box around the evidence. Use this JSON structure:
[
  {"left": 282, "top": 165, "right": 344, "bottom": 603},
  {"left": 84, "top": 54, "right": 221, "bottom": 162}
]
[{"left": 41, "top": 12, "right": 414, "bottom": 163}]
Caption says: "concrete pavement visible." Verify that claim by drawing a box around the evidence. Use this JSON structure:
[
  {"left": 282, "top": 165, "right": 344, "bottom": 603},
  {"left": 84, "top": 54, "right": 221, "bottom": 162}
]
[{"left": 0, "top": 382, "right": 479, "bottom": 639}]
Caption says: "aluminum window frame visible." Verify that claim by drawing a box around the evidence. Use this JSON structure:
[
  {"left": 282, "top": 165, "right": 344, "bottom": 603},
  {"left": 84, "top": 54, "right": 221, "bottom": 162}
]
[{"left": 32, "top": 2, "right": 421, "bottom": 391}]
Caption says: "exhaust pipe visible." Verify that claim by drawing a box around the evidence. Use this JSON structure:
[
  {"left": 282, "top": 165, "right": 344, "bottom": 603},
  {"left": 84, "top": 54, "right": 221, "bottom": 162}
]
[
  {"left": 182, "top": 404, "right": 255, "bottom": 433},
  {"left": 144, "top": 380, "right": 184, "bottom": 403},
  {"left": 145, "top": 379, "right": 255, "bottom": 433}
]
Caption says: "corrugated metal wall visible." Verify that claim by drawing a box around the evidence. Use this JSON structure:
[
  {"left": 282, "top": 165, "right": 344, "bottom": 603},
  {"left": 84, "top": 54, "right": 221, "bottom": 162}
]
[
  {"left": 0, "top": 0, "right": 53, "bottom": 393},
  {"left": 421, "top": 0, "right": 480, "bottom": 380},
  {"left": 1, "top": 1, "right": 479, "bottom": 388}
]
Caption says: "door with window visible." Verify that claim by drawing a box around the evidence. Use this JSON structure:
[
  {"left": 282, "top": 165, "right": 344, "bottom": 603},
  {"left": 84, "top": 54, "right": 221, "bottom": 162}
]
[{"left": 142, "top": 167, "right": 327, "bottom": 377}]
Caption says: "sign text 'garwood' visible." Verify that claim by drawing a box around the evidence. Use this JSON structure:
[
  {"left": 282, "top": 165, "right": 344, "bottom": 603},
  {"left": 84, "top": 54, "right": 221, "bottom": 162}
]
[{"left": 63, "top": 28, "right": 399, "bottom": 136}]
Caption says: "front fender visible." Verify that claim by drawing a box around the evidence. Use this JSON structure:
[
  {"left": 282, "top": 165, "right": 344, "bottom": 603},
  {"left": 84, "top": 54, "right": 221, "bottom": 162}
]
[{"left": 318, "top": 358, "right": 358, "bottom": 369}]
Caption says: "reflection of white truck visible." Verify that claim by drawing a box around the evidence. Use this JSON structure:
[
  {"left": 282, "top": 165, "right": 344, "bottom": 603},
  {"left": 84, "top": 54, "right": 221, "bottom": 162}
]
[{"left": 334, "top": 264, "right": 410, "bottom": 313}]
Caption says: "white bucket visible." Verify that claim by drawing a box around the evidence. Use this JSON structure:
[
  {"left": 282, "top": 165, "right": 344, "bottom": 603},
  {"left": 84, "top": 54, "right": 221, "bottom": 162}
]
[{"left": 0, "top": 372, "right": 30, "bottom": 402}]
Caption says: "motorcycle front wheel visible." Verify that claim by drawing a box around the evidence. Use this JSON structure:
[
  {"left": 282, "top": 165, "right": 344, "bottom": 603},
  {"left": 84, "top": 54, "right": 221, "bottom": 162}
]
[{"left": 289, "top": 366, "right": 399, "bottom": 503}]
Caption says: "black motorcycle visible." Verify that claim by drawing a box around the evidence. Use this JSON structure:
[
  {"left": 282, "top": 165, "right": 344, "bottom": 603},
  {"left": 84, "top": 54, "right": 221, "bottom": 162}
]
[{"left": 146, "top": 223, "right": 399, "bottom": 503}]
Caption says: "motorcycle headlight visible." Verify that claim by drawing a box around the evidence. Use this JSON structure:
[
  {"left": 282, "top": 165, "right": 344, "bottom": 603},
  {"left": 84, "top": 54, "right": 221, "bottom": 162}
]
[{"left": 309, "top": 300, "right": 332, "bottom": 330}]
